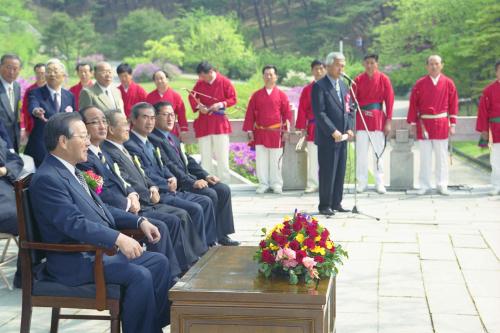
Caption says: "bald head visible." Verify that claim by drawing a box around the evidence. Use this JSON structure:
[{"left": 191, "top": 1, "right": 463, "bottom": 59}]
[{"left": 95, "top": 61, "right": 113, "bottom": 87}]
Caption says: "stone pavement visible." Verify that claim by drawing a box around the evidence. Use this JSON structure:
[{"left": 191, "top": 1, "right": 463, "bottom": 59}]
[{"left": 1, "top": 185, "right": 499, "bottom": 332}]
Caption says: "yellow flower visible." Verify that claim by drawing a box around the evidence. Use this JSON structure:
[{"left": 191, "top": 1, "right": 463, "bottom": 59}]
[
  {"left": 295, "top": 233, "right": 305, "bottom": 243},
  {"left": 275, "top": 223, "right": 284, "bottom": 231},
  {"left": 301, "top": 246, "right": 308, "bottom": 251},
  {"left": 283, "top": 215, "right": 292, "bottom": 222},
  {"left": 310, "top": 246, "right": 326, "bottom": 255},
  {"left": 269, "top": 244, "right": 279, "bottom": 251},
  {"left": 326, "top": 241, "right": 333, "bottom": 249},
  {"left": 314, "top": 235, "right": 321, "bottom": 242}
]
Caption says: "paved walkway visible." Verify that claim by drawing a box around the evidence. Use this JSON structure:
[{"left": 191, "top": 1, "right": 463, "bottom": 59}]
[{"left": 1, "top": 186, "right": 499, "bottom": 332}]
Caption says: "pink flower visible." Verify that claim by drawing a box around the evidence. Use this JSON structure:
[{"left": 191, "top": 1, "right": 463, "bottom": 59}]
[
  {"left": 276, "top": 247, "right": 296, "bottom": 261},
  {"left": 302, "top": 256, "right": 317, "bottom": 270},
  {"left": 65, "top": 106, "right": 73, "bottom": 113},
  {"left": 282, "top": 259, "right": 298, "bottom": 268}
]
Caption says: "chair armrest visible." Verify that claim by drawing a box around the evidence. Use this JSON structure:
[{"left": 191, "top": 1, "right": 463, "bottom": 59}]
[
  {"left": 120, "top": 228, "right": 144, "bottom": 240},
  {"left": 20, "top": 241, "right": 116, "bottom": 255}
]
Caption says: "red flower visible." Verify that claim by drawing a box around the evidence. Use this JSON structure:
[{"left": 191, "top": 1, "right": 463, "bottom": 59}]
[
  {"left": 321, "top": 229, "right": 329, "bottom": 239},
  {"left": 306, "top": 225, "right": 318, "bottom": 238},
  {"left": 261, "top": 249, "right": 275, "bottom": 264},
  {"left": 318, "top": 240, "right": 327, "bottom": 248},
  {"left": 282, "top": 228, "right": 292, "bottom": 237},
  {"left": 292, "top": 220, "right": 303, "bottom": 232},
  {"left": 259, "top": 240, "right": 267, "bottom": 248},
  {"left": 314, "top": 256, "right": 325, "bottom": 263},
  {"left": 303, "top": 237, "right": 315, "bottom": 249},
  {"left": 296, "top": 250, "right": 306, "bottom": 263},
  {"left": 289, "top": 240, "right": 300, "bottom": 250},
  {"left": 330, "top": 246, "right": 336, "bottom": 253}
]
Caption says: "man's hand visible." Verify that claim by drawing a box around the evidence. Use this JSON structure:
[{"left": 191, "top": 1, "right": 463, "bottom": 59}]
[
  {"left": 33, "top": 107, "right": 48, "bottom": 122},
  {"left": 410, "top": 124, "right": 417, "bottom": 138},
  {"left": 449, "top": 125, "right": 456, "bottom": 136},
  {"left": 209, "top": 102, "right": 224, "bottom": 112},
  {"left": 206, "top": 175, "right": 219, "bottom": 185},
  {"left": 384, "top": 120, "right": 392, "bottom": 137},
  {"left": 193, "top": 179, "right": 208, "bottom": 189},
  {"left": 481, "top": 131, "right": 489, "bottom": 141},
  {"left": 198, "top": 105, "right": 209, "bottom": 114},
  {"left": 139, "top": 219, "right": 161, "bottom": 244},
  {"left": 332, "top": 130, "right": 342, "bottom": 142},
  {"left": 347, "top": 130, "right": 355, "bottom": 140},
  {"left": 127, "top": 193, "right": 141, "bottom": 214},
  {"left": 115, "top": 233, "right": 143, "bottom": 260},
  {"left": 247, "top": 131, "right": 254, "bottom": 142},
  {"left": 0, "top": 166, "right": 7, "bottom": 177},
  {"left": 149, "top": 186, "right": 160, "bottom": 204},
  {"left": 167, "top": 177, "right": 177, "bottom": 192}
]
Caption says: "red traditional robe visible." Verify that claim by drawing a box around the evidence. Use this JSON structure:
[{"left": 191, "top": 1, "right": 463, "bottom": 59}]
[
  {"left": 21, "top": 83, "right": 39, "bottom": 132},
  {"left": 476, "top": 80, "right": 500, "bottom": 143},
  {"left": 118, "top": 81, "right": 148, "bottom": 118},
  {"left": 296, "top": 82, "right": 316, "bottom": 142},
  {"left": 188, "top": 73, "right": 236, "bottom": 138},
  {"left": 353, "top": 71, "right": 394, "bottom": 131},
  {"left": 407, "top": 74, "right": 458, "bottom": 140},
  {"left": 146, "top": 87, "right": 188, "bottom": 136},
  {"left": 69, "top": 81, "right": 93, "bottom": 112},
  {"left": 242, "top": 87, "right": 292, "bottom": 148}
]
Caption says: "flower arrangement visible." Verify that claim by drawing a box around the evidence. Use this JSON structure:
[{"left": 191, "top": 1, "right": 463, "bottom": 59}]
[
  {"left": 82, "top": 170, "right": 104, "bottom": 195},
  {"left": 254, "top": 211, "right": 348, "bottom": 287}
]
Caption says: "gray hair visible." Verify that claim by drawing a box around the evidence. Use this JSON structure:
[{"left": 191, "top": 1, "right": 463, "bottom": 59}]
[
  {"left": 325, "top": 52, "right": 345, "bottom": 65},
  {"left": 426, "top": 54, "right": 442, "bottom": 64},
  {"left": 130, "top": 102, "right": 154, "bottom": 120},
  {"left": 46, "top": 58, "right": 67, "bottom": 75},
  {"left": 104, "top": 109, "right": 125, "bottom": 127}
]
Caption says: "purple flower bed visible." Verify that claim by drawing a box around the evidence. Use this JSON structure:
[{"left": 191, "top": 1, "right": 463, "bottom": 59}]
[
  {"left": 229, "top": 142, "right": 257, "bottom": 183},
  {"left": 133, "top": 63, "right": 162, "bottom": 83},
  {"left": 78, "top": 54, "right": 106, "bottom": 64},
  {"left": 17, "top": 76, "right": 34, "bottom": 99},
  {"left": 285, "top": 85, "right": 306, "bottom": 111}
]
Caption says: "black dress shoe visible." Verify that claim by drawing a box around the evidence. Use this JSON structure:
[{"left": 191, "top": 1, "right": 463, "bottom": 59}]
[
  {"left": 319, "top": 208, "right": 335, "bottom": 216},
  {"left": 218, "top": 236, "right": 240, "bottom": 246},
  {"left": 334, "top": 206, "right": 351, "bottom": 213}
]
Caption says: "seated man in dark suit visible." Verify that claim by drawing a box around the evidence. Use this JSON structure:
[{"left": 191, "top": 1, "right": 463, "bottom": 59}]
[
  {"left": 151, "top": 101, "right": 240, "bottom": 246},
  {"left": 0, "top": 121, "right": 13, "bottom": 150},
  {"left": 125, "top": 102, "right": 218, "bottom": 246},
  {"left": 101, "top": 110, "right": 208, "bottom": 259},
  {"left": 77, "top": 106, "right": 192, "bottom": 275},
  {"left": 0, "top": 135, "right": 24, "bottom": 286},
  {"left": 26, "top": 58, "right": 75, "bottom": 167},
  {"left": 30, "top": 112, "right": 172, "bottom": 332}
]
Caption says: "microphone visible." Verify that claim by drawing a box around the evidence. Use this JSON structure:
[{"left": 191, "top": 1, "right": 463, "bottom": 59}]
[{"left": 341, "top": 73, "right": 356, "bottom": 85}]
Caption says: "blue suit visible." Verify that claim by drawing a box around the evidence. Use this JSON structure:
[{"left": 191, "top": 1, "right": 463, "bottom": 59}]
[
  {"left": 125, "top": 132, "right": 217, "bottom": 245},
  {"left": 30, "top": 155, "right": 172, "bottom": 332},
  {"left": 25, "top": 86, "right": 75, "bottom": 166},
  {"left": 0, "top": 81, "right": 21, "bottom": 152},
  {"left": 0, "top": 136, "right": 23, "bottom": 234}
]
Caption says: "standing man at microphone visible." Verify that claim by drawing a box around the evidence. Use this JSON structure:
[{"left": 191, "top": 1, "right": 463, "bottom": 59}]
[
  {"left": 312, "top": 52, "right": 354, "bottom": 216},
  {"left": 407, "top": 55, "right": 458, "bottom": 195},
  {"left": 353, "top": 54, "right": 394, "bottom": 194}
]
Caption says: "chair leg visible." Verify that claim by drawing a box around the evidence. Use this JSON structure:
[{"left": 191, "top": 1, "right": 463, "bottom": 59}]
[
  {"left": 20, "top": 300, "right": 32, "bottom": 333},
  {"left": 110, "top": 303, "right": 121, "bottom": 333},
  {"left": 1, "top": 237, "right": 11, "bottom": 262},
  {"left": 0, "top": 269, "right": 12, "bottom": 290},
  {"left": 50, "top": 308, "right": 60, "bottom": 333}
]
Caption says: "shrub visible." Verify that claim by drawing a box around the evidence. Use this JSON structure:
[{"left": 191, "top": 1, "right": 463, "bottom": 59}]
[{"left": 132, "top": 63, "right": 161, "bottom": 83}]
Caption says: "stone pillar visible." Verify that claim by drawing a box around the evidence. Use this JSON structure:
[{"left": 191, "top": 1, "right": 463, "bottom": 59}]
[
  {"left": 282, "top": 133, "right": 307, "bottom": 190},
  {"left": 390, "top": 129, "right": 414, "bottom": 190}
]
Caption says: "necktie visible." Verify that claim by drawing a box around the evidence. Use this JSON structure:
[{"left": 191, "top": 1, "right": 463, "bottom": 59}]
[
  {"left": 53, "top": 92, "right": 60, "bottom": 112},
  {"left": 97, "top": 151, "right": 109, "bottom": 169},
  {"left": 105, "top": 90, "right": 117, "bottom": 109},
  {"left": 75, "top": 169, "right": 91, "bottom": 196},
  {"left": 145, "top": 140, "right": 156, "bottom": 164},
  {"left": 8, "top": 86, "right": 15, "bottom": 112},
  {"left": 122, "top": 147, "right": 132, "bottom": 161},
  {"left": 167, "top": 134, "right": 180, "bottom": 156},
  {"left": 335, "top": 80, "right": 342, "bottom": 102}
]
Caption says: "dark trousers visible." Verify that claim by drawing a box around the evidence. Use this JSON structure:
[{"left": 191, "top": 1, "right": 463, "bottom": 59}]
[
  {"left": 317, "top": 142, "right": 347, "bottom": 210},
  {"left": 191, "top": 182, "right": 235, "bottom": 239},
  {"left": 0, "top": 182, "right": 21, "bottom": 285},
  {"left": 104, "top": 251, "right": 171, "bottom": 333},
  {"left": 161, "top": 191, "right": 217, "bottom": 246}
]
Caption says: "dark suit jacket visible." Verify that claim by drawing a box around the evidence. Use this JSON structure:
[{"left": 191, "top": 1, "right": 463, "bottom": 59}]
[
  {"left": 30, "top": 154, "right": 138, "bottom": 286},
  {"left": 124, "top": 132, "right": 174, "bottom": 193},
  {"left": 0, "top": 137, "right": 23, "bottom": 231},
  {"left": 0, "top": 120, "right": 13, "bottom": 149},
  {"left": 0, "top": 80, "right": 21, "bottom": 151},
  {"left": 101, "top": 140, "right": 157, "bottom": 205},
  {"left": 312, "top": 76, "right": 354, "bottom": 146},
  {"left": 77, "top": 149, "right": 133, "bottom": 211},
  {"left": 149, "top": 128, "right": 208, "bottom": 190},
  {"left": 25, "top": 86, "right": 75, "bottom": 165}
]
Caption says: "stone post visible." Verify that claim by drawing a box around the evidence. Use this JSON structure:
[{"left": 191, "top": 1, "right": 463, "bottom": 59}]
[{"left": 390, "top": 129, "right": 414, "bottom": 190}]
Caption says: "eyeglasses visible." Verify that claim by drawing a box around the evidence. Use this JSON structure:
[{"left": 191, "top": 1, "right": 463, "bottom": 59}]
[
  {"left": 85, "top": 119, "right": 108, "bottom": 126},
  {"left": 71, "top": 134, "right": 91, "bottom": 141},
  {"left": 160, "top": 113, "right": 176, "bottom": 118}
]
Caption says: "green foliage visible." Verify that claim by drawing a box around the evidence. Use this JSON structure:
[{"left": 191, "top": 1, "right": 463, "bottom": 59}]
[
  {"left": 41, "top": 12, "right": 97, "bottom": 65},
  {"left": 0, "top": 0, "right": 40, "bottom": 62},
  {"left": 174, "top": 9, "right": 257, "bottom": 79},
  {"left": 143, "top": 35, "right": 185, "bottom": 67},
  {"left": 373, "top": 0, "right": 499, "bottom": 98},
  {"left": 112, "top": 9, "right": 172, "bottom": 59},
  {"left": 257, "top": 50, "right": 311, "bottom": 83}
]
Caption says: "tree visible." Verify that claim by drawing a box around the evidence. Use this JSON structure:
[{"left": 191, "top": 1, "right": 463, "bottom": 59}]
[
  {"left": 143, "top": 35, "right": 185, "bottom": 66},
  {"left": 112, "top": 8, "right": 171, "bottom": 59},
  {"left": 42, "top": 12, "right": 97, "bottom": 66}
]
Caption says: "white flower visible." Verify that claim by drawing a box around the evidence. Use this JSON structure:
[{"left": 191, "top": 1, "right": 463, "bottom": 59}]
[{"left": 65, "top": 106, "right": 73, "bottom": 113}]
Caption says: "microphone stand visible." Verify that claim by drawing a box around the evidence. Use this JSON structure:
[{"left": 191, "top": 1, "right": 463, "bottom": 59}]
[{"left": 344, "top": 76, "right": 381, "bottom": 222}]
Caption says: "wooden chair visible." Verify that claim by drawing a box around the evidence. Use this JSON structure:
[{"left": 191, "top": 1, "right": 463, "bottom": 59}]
[
  {"left": 14, "top": 174, "right": 144, "bottom": 333},
  {"left": 0, "top": 232, "right": 18, "bottom": 290}
]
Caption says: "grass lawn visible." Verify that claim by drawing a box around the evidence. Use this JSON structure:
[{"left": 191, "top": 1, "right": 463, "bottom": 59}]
[{"left": 453, "top": 140, "right": 489, "bottom": 158}]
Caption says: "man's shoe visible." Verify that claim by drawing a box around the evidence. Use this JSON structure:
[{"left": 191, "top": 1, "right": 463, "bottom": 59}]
[
  {"left": 218, "top": 236, "right": 240, "bottom": 246},
  {"left": 272, "top": 187, "right": 283, "bottom": 194},
  {"left": 489, "top": 187, "right": 500, "bottom": 196},
  {"left": 304, "top": 186, "right": 318, "bottom": 193},
  {"left": 256, "top": 185, "right": 269, "bottom": 194},
  {"left": 416, "top": 188, "right": 430, "bottom": 195},
  {"left": 334, "top": 206, "right": 351, "bottom": 213},
  {"left": 438, "top": 186, "right": 450, "bottom": 196},
  {"left": 376, "top": 185, "right": 387, "bottom": 194},
  {"left": 319, "top": 208, "right": 335, "bottom": 216}
]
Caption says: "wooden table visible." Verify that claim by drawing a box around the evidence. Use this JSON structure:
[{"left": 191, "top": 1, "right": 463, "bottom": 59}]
[{"left": 169, "top": 246, "right": 336, "bottom": 333}]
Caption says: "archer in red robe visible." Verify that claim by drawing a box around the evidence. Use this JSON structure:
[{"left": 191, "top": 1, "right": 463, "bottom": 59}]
[
  {"left": 69, "top": 62, "right": 94, "bottom": 111},
  {"left": 21, "top": 63, "right": 46, "bottom": 133}
]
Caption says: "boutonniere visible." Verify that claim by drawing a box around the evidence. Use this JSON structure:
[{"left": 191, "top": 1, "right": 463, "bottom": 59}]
[
  {"left": 113, "top": 162, "right": 131, "bottom": 187},
  {"left": 133, "top": 155, "right": 145, "bottom": 175},
  {"left": 344, "top": 94, "right": 351, "bottom": 113},
  {"left": 82, "top": 170, "right": 104, "bottom": 195},
  {"left": 65, "top": 106, "right": 73, "bottom": 113},
  {"left": 155, "top": 147, "right": 163, "bottom": 166}
]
